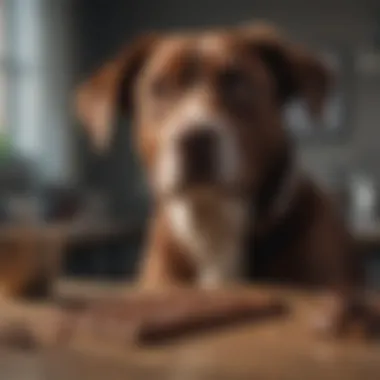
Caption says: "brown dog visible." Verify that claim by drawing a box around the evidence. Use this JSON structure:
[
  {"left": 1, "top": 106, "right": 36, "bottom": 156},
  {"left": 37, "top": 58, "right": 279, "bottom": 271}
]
[{"left": 76, "top": 23, "right": 368, "bottom": 335}]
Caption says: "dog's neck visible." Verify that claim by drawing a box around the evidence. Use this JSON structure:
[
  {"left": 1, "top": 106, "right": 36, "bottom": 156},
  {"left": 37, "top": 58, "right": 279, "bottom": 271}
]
[
  {"left": 164, "top": 145, "right": 298, "bottom": 288},
  {"left": 165, "top": 191, "right": 248, "bottom": 287},
  {"left": 254, "top": 144, "right": 299, "bottom": 233}
]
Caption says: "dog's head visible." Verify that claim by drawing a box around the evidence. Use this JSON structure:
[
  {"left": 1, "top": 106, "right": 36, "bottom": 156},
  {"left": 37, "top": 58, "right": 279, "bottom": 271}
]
[{"left": 76, "top": 23, "right": 331, "bottom": 200}]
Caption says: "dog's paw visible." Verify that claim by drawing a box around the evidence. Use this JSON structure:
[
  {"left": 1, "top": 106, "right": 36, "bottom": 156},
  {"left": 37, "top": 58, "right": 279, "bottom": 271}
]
[{"left": 312, "top": 294, "right": 380, "bottom": 340}]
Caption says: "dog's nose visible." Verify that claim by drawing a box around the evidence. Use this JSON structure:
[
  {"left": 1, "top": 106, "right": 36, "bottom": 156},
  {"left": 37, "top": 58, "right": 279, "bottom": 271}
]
[
  {"left": 180, "top": 128, "right": 216, "bottom": 156},
  {"left": 179, "top": 128, "right": 218, "bottom": 183}
]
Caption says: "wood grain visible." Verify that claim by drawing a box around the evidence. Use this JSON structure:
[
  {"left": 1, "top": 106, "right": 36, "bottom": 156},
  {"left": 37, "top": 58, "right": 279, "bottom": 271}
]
[{"left": 1, "top": 282, "right": 380, "bottom": 380}]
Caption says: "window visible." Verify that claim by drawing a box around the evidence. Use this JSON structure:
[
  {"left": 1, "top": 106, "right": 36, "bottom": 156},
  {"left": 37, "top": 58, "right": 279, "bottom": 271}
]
[
  {"left": 6, "top": 0, "right": 45, "bottom": 161},
  {"left": 3, "top": 0, "right": 73, "bottom": 183},
  {"left": 0, "top": 1, "right": 6, "bottom": 138}
]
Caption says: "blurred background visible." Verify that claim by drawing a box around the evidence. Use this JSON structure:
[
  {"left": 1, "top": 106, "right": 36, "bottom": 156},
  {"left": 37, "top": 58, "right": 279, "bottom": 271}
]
[{"left": 1, "top": 0, "right": 380, "bottom": 289}]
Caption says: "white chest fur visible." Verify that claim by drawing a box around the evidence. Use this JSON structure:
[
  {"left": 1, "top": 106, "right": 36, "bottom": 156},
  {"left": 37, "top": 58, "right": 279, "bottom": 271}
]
[{"left": 165, "top": 192, "right": 249, "bottom": 288}]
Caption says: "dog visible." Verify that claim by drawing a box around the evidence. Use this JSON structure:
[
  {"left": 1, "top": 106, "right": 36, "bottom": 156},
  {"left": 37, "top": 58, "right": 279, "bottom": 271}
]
[{"left": 75, "top": 23, "right": 371, "bottom": 336}]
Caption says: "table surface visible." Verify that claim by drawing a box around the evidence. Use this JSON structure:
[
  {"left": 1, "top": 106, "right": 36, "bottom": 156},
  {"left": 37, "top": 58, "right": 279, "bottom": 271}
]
[
  {"left": 0, "top": 222, "right": 380, "bottom": 245},
  {"left": 1, "top": 281, "right": 380, "bottom": 380}
]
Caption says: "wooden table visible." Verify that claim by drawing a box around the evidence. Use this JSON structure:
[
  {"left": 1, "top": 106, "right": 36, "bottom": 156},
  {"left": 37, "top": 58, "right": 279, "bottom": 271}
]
[{"left": 1, "top": 282, "right": 380, "bottom": 380}]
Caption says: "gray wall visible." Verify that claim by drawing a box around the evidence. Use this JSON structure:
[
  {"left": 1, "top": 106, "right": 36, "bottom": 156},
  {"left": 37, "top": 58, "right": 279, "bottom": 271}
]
[{"left": 71, "top": 0, "right": 380, "bottom": 215}]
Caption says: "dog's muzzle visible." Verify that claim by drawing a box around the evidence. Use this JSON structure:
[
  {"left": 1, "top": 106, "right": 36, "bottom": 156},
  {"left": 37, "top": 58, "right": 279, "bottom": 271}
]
[{"left": 155, "top": 109, "right": 241, "bottom": 196}]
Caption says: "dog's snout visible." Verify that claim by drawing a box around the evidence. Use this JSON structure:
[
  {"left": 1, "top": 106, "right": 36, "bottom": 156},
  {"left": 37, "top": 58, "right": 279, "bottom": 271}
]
[
  {"left": 180, "top": 128, "right": 216, "bottom": 156},
  {"left": 179, "top": 128, "right": 218, "bottom": 183}
]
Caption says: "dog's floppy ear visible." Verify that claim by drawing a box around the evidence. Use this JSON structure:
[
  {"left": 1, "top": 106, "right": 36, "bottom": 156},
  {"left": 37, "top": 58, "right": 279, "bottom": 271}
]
[
  {"left": 242, "top": 23, "right": 332, "bottom": 117},
  {"left": 75, "top": 34, "right": 157, "bottom": 151}
]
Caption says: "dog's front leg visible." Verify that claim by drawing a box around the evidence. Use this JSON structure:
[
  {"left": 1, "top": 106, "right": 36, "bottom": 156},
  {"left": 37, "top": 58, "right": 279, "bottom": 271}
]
[
  {"left": 307, "top": 246, "right": 379, "bottom": 339},
  {"left": 197, "top": 246, "right": 243, "bottom": 289},
  {"left": 137, "top": 214, "right": 195, "bottom": 291}
]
